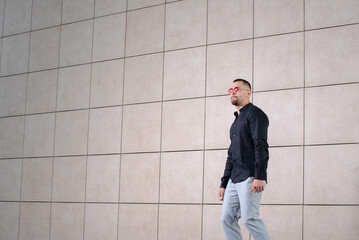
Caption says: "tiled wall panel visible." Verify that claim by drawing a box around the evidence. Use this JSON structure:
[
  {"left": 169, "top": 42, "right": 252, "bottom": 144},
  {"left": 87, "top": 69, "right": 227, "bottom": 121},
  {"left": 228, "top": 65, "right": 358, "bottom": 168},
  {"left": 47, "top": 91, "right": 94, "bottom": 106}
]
[
  {"left": 120, "top": 153, "right": 160, "bottom": 203},
  {"left": 23, "top": 113, "right": 55, "bottom": 157},
  {"left": 94, "top": 0, "right": 127, "bottom": 17},
  {"left": 0, "top": 159, "right": 22, "bottom": 201},
  {"left": 91, "top": 59, "right": 124, "bottom": 107},
  {"left": 205, "top": 96, "right": 233, "bottom": 149},
  {"left": 19, "top": 202, "right": 51, "bottom": 240},
  {"left": 254, "top": 32, "right": 304, "bottom": 91},
  {"left": 54, "top": 110, "right": 89, "bottom": 156},
  {"left": 207, "top": 0, "right": 253, "bottom": 44},
  {"left": 304, "top": 206, "right": 359, "bottom": 240},
  {"left": 304, "top": 144, "right": 359, "bottom": 204},
  {"left": 305, "top": 25, "right": 359, "bottom": 86},
  {"left": 203, "top": 150, "right": 227, "bottom": 203},
  {"left": 162, "top": 98, "right": 205, "bottom": 151},
  {"left": 0, "top": 74, "right": 27, "bottom": 117},
  {"left": 158, "top": 204, "right": 202, "bottom": 240},
  {"left": 62, "top": 0, "right": 94, "bottom": 24},
  {"left": 160, "top": 151, "right": 203, "bottom": 203},
  {"left": 52, "top": 156, "right": 86, "bottom": 202},
  {"left": 206, "top": 40, "right": 252, "bottom": 96},
  {"left": 124, "top": 53, "right": 163, "bottom": 104},
  {"left": 126, "top": 5, "right": 165, "bottom": 56},
  {"left": 92, "top": 13, "right": 126, "bottom": 62},
  {"left": 0, "top": 202, "right": 20, "bottom": 239},
  {"left": 84, "top": 203, "right": 118, "bottom": 240},
  {"left": 29, "top": 27, "right": 60, "bottom": 72},
  {"left": 0, "top": 1, "right": 358, "bottom": 240},
  {"left": 31, "top": 0, "right": 62, "bottom": 30},
  {"left": 26, "top": 70, "right": 58, "bottom": 114},
  {"left": 88, "top": 106, "right": 122, "bottom": 154},
  {"left": 21, "top": 158, "right": 53, "bottom": 201},
  {"left": 86, "top": 155, "right": 120, "bottom": 202},
  {"left": 3, "top": 0, "right": 32, "bottom": 36},
  {"left": 254, "top": 89, "right": 304, "bottom": 146},
  {"left": 0, "top": 0, "right": 5, "bottom": 36},
  {"left": 50, "top": 203, "right": 85, "bottom": 240},
  {"left": 305, "top": 0, "right": 359, "bottom": 30},
  {"left": 1, "top": 33, "right": 30, "bottom": 76},
  {"left": 118, "top": 204, "right": 158, "bottom": 240},
  {"left": 261, "top": 147, "right": 303, "bottom": 204},
  {"left": 163, "top": 46, "right": 206, "bottom": 100},
  {"left": 121, "top": 103, "right": 161, "bottom": 153},
  {"left": 165, "top": 0, "right": 207, "bottom": 51},
  {"left": 0, "top": 116, "right": 25, "bottom": 158},
  {"left": 59, "top": 20, "right": 93, "bottom": 67},
  {"left": 261, "top": 205, "right": 303, "bottom": 239},
  {"left": 305, "top": 84, "right": 359, "bottom": 144},
  {"left": 254, "top": 0, "right": 304, "bottom": 37},
  {"left": 128, "top": 0, "right": 165, "bottom": 10}
]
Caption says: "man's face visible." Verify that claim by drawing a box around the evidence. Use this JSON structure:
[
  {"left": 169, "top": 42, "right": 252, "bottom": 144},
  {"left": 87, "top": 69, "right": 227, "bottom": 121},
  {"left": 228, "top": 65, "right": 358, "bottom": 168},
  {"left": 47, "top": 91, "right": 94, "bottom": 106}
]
[{"left": 228, "top": 81, "right": 250, "bottom": 107}]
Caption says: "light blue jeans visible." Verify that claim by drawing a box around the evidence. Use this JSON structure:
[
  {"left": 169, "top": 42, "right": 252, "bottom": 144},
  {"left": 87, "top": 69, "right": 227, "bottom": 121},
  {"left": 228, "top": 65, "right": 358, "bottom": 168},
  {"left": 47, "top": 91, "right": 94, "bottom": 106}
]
[{"left": 221, "top": 177, "right": 270, "bottom": 240}]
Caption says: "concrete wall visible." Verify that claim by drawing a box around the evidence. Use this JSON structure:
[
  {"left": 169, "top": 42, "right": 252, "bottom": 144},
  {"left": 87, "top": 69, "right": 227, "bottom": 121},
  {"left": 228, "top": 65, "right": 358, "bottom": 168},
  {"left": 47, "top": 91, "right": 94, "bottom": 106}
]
[{"left": 0, "top": 0, "right": 358, "bottom": 239}]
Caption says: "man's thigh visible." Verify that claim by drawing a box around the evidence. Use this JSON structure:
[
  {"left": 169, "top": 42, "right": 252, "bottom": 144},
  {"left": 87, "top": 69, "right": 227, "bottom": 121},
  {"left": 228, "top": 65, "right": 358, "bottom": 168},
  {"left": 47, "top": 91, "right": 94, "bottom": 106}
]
[
  {"left": 222, "top": 180, "right": 241, "bottom": 221},
  {"left": 235, "top": 177, "right": 263, "bottom": 221}
]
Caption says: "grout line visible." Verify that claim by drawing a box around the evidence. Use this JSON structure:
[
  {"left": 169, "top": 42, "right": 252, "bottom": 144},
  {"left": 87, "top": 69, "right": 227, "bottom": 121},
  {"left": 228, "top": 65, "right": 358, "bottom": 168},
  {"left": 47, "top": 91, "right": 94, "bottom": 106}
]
[
  {"left": 250, "top": 2, "right": 255, "bottom": 239},
  {"left": 49, "top": 1, "right": 63, "bottom": 239},
  {"left": 117, "top": 0, "right": 128, "bottom": 239},
  {"left": 252, "top": 0, "right": 255, "bottom": 97},
  {"left": 201, "top": 0, "right": 210, "bottom": 239},
  {"left": 4, "top": 81, "right": 359, "bottom": 120},
  {"left": 17, "top": 0, "right": 34, "bottom": 239},
  {"left": 304, "top": 22, "right": 359, "bottom": 32},
  {"left": 7, "top": 80, "right": 359, "bottom": 117},
  {"left": 0, "top": 63, "right": 358, "bottom": 90},
  {"left": 127, "top": 1, "right": 168, "bottom": 13},
  {"left": 82, "top": 3, "right": 96, "bottom": 239},
  {"left": 157, "top": 2, "right": 167, "bottom": 239},
  {"left": 0, "top": 1, "right": 187, "bottom": 40},
  {"left": 302, "top": 0, "right": 306, "bottom": 238},
  {"left": 93, "top": 10, "right": 126, "bottom": 21},
  {"left": 0, "top": 13, "right": 358, "bottom": 41},
  {"left": 0, "top": 37, "right": 2, "bottom": 75},
  {"left": 298, "top": 81, "right": 359, "bottom": 89},
  {"left": 302, "top": 142, "right": 359, "bottom": 147},
  {"left": 1, "top": 0, "right": 6, "bottom": 40},
  {"left": 0, "top": 0, "right": 6, "bottom": 74},
  {"left": 0, "top": 142, "right": 359, "bottom": 161},
  {"left": 0, "top": 200, "right": 358, "bottom": 207}
]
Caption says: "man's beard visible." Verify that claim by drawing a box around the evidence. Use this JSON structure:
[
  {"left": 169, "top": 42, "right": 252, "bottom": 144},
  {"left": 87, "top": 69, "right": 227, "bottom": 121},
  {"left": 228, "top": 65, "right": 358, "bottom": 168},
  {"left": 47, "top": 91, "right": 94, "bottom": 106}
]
[{"left": 231, "top": 97, "right": 239, "bottom": 106}]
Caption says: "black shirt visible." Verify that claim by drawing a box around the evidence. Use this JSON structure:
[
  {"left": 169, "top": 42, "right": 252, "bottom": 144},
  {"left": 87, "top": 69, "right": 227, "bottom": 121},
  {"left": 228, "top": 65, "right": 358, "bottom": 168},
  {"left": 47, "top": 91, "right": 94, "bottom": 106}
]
[{"left": 220, "top": 103, "right": 269, "bottom": 188}]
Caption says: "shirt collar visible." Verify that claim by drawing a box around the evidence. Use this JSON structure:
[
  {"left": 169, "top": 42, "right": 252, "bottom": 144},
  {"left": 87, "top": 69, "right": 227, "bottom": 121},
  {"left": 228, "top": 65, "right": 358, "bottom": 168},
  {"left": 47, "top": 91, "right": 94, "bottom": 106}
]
[{"left": 234, "top": 103, "right": 253, "bottom": 117}]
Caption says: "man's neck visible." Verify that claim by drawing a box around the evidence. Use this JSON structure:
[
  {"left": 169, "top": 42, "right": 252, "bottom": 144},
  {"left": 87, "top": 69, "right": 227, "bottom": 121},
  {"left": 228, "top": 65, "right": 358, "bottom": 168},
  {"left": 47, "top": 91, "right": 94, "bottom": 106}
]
[{"left": 236, "top": 101, "right": 250, "bottom": 113}]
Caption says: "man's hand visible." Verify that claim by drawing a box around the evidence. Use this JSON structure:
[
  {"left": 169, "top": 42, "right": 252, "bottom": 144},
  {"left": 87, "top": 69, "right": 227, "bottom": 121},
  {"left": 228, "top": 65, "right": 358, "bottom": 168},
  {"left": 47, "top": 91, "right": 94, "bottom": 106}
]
[
  {"left": 251, "top": 179, "right": 265, "bottom": 193},
  {"left": 218, "top": 188, "right": 225, "bottom": 201}
]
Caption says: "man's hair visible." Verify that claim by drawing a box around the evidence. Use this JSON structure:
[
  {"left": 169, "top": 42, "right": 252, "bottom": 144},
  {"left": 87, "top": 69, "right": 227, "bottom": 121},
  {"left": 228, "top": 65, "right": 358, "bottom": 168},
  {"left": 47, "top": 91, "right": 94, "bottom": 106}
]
[{"left": 233, "top": 78, "right": 251, "bottom": 91}]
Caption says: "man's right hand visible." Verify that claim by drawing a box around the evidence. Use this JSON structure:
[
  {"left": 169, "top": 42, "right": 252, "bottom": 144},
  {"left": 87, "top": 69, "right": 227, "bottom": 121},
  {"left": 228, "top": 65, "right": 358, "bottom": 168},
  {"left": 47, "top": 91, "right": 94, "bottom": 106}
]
[{"left": 218, "top": 188, "right": 225, "bottom": 201}]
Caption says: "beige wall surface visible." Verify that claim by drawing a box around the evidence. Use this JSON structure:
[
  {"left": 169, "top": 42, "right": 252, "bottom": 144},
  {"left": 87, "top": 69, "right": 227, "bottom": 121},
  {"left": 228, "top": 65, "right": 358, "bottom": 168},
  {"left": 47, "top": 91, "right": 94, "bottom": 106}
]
[{"left": 0, "top": 0, "right": 358, "bottom": 239}]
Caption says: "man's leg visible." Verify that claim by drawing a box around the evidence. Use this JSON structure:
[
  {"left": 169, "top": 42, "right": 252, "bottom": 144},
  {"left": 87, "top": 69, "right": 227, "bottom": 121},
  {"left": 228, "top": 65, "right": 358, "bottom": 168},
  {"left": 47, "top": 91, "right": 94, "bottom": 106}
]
[
  {"left": 221, "top": 180, "right": 243, "bottom": 240},
  {"left": 235, "top": 177, "right": 270, "bottom": 240}
]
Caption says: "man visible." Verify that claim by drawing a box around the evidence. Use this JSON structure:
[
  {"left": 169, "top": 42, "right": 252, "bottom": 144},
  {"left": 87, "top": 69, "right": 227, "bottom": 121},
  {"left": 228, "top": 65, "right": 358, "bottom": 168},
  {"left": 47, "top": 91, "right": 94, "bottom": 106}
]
[{"left": 218, "top": 79, "right": 270, "bottom": 240}]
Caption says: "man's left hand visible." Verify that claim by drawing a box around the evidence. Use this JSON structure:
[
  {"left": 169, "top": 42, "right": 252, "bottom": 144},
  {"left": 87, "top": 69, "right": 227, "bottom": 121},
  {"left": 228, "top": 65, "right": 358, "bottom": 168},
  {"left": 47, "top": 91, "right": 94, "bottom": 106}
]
[{"left": 251, "top": 179, "right": 265, "bottom": 193}]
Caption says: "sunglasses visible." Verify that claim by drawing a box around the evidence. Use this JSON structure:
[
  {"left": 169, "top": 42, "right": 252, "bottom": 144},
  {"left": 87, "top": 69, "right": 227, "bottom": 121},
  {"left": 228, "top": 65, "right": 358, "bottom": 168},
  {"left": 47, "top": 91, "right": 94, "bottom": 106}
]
[{"left": 228, "top": 87, "right": 249, "bottom": 94}]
